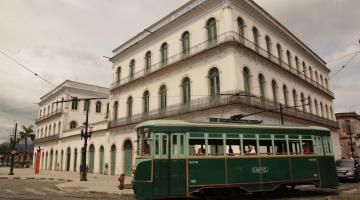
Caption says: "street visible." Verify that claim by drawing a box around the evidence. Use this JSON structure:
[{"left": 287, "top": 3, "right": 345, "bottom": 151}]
[{"left": 0, "top": 179, "right": 359, "bottom": 200}]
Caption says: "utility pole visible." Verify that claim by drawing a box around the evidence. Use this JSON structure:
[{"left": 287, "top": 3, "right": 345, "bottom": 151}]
[
  {"left": 345, "top": 120, "right": 355, "bottom": 158},
  {"left": 8, "top": 123, "right": 18, "bottom": 175}
]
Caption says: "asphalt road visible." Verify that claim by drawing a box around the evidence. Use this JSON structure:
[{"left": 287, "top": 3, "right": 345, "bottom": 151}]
[{"left": 0, "top": 179, "right": 359, "bottom": 200}]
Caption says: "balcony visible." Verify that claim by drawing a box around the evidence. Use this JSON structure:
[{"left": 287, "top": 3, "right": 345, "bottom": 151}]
[
  {"left": 108, "top": 90, "right": 338, "bottom": 129},
  {"left": 35, "top": 108, "right": 63, "bottom": 124},
  {"left": 111, "top": 31, "right": 334, "bottom": 98},
  {"left": 33, "top": 134, "right": 59, "bottom": 144}
]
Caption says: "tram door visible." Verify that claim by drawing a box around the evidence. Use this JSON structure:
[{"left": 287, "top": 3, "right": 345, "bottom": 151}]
[{"left": 153, "top": 133, "right": 186, "bottom": 197}]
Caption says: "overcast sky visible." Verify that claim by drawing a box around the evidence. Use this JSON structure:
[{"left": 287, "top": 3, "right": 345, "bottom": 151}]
[{"left": 0, "top": 0, "right": 359, "bottom": 144}]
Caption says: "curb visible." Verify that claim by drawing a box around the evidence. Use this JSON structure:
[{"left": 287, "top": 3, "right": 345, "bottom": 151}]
[{"left": 0, "top": 176, "right": 73, "bottom": 182}]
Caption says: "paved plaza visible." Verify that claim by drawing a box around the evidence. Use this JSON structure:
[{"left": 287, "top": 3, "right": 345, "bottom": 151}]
[{"left": 0, "top": 167, "right": 133, "bottom": 195}]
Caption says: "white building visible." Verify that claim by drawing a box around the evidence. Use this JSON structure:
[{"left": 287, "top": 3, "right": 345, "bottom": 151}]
[
  {"left": 33, "top": 80, "right": 109, "bottom": 173},
  {"left": 34, "top": 0, "right": 340, "bottom": 176}
]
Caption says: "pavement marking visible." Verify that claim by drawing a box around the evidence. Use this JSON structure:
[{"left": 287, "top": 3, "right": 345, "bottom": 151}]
[
  {"left": 24, "top": 187, "right": 46, "bottom": 196},
  {"left": 4, "top": 189, "right": 16, "bottom": 195},
  {"left": 42, "top": 187, "right": 65, "bottom": 194}
]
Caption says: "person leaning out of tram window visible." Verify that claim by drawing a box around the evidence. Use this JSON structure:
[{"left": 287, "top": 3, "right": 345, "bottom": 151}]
[
  {"left": 228, "top": 147, "right": 234, "bottom": 156},
  {"left": 303, "top": 144, "right": 311, "bottom": 154},
  {"left": 246, "top": 145, "right": 256, "bottom": 155},
  {"left": 197, "top": 147, "right": 205, "bottom": 155}
]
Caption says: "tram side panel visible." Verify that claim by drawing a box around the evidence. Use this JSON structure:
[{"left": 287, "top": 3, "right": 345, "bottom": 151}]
[
  {"left": 227, "top": 157, "right": 261, "bottom": 191},
  {"left": 318, "top": 156, "right": 338, "bottom": 187},
  {"left": 260, "top": 157, "right": 291, "bottom": 191}
]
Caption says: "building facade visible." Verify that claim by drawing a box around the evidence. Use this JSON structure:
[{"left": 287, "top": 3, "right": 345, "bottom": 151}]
[
  {"left": 335, "top": 112, "right": 360, "bottom": 158},
  {"left": 33, "top": 80, "right": 109, "bottom": 173},
  {"left": 108, "top": 0, "right": 340, "bottom": 176},
  {"left": 34, "top": 0, "right": 341, "bottom": 176}
]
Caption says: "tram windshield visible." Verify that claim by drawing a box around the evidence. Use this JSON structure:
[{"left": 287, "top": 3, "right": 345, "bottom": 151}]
[{"left": 137, "top": 128, "right": 152, "bottom": 156}]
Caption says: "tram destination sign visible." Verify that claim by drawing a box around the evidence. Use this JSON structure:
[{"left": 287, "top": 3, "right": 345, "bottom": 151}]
[{"left": 251, "top": 167, "right": 269, "bottom": 174}]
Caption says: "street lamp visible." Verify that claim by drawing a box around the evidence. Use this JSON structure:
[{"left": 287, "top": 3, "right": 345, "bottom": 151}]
[
  {"left": 9, "top": 123, "right": 20, "bottom": 175},
  {"left": 80, "top": 122, "right": 93, "bottom": 181}
]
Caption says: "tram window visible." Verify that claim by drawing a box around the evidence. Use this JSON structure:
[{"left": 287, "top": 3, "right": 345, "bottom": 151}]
[
  {"left": 136, "top": 135, "right": 140, "bottom": 155},
  {"left": 274, "top": 140, "right": 287, "bottom": 155},
  {"left": 208, "top": 139, "right": 224, "bottom": 156},
  {"left": 172, "top": 135, "right": 178, "bottom": 154},
  {"left": 154, "top": 135, "right": 160, "bottom": 155},
  {"left": 302, "top": 140, "right": 314, "bottom": 155},
  {"left": 243, "top": 139, "right": 257, "bottom": 155},
  {"left": 162, "top": 135, "right": 168, "bottom": 155},
  {"left": 189, "top": 139, "right": 205, "bottom": 156},
  {"left": 259, "top": 140, "right": 273, "bottom": 155},
  {"left": 142, "top": 139, "right": 151, "bottom": 156},
  {"left": 226, "top": 139, "right": 241, "bottom": 156},
  {"left": 180, "top": 135, "right": 185, "bottom": 154},
  {"left": 289, "top": 140, "right": 301, "bottom": 155}
]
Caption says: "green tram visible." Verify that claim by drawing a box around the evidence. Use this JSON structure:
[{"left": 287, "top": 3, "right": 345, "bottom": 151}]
[{"left": 132, "top": 120, "right": 338, "bottom": 199}]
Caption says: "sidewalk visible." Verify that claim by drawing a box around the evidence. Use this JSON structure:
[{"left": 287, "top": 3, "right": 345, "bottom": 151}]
[{"left": 0, "top": 167, "right": 134, "bottom": 195}]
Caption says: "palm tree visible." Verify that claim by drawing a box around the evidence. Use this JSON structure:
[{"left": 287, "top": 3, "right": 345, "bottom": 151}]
[{"left": 19, "top": 125, "right": 35, "bottom": 167}]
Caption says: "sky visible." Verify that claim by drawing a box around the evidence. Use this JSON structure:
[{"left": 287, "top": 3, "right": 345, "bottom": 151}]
[{"left": 0, "top": 0, "right": 359, "bottom": 144}]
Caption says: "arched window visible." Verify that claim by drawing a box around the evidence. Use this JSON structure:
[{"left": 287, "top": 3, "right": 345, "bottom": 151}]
[
  {"left": 182, "top": 77, "right": 191, "bottom": 104},
  {"left": 41, "top": 128, "right": 43, "bottom": 138},
  {"left": 292, "top": 89, "right": 298, "bottom": 108},
  {"left": 330, "top": 106, "right": 333, "bottom": 120},
  {"left": 145, "top": 51, "right": 151, "bottom": 71},
  {"left": 282, "top": 85, "right": 288, "bottom": 108},
  {"left": 237, "top": 17, "right": 245, "bottom": 43},
  {"left": 271, "top": 80, "right": 278, "bottom": 105},
  {"left": 53, "top": 123, "right": 56, "bottom": 135},
  {"left": 43, "top": 107, "right": 46, "bottom": 117},
  {"left": 315, "top": 71, "right": 319, "bottom": 82},
  {"left": 314, "top": 99, "right": 319, "bottom": 116},
  {"left": 161, "top": 43, "right": 168, "bottom": 65},
  {"left": 129, "top": 59, "right": 135, "bottom": 79},
  {"left": 106, "top": 103, "right": 109, "bottom": 118},
  {"left": 48, "top": 125, "right": 51, "bottom": 136},
  {"left": 116, "top": 67, "right": 121, "bottom": 83},
  {"left": 265, "top": 35, "right": 271, "bottom": 58},
  {"left": 181, "top": 31, "right": 190, "bottom": 56},
  {"left": 320, "top": 75, "right": 324, "bottom": 86},
  {"left": 325, "top": 104, "right": 329, "bottom": 119},
  {"left": 113, "top": 101, "right": 118, "bottom": 120},
  {"left": 58, "top": 122, "right": 61, "bottom": 134},
  {"left": 300, "top": 93, "right": 305, "bottom": 112},
  {"left": 127, "top": 96, "right": 133, "bottom": 117},
  {"left": 206, "top": 18, "right": 217, "bottom": 45},
  {"left": 209, "top": 67, "right": 220, "bottom": 97},
  {"left": 48, "top": 105, "right": 50, "bottom": 115},
  {"left": 69, "top": 121, "right": 77, "bottom": 129},
  {"left": 95, "top": 101, "right": 102, "bottom": 113},
  {"left": 295, "top": 56, "right": 300, "bottom": 74},
  {"left": 309, "top": 66, "right": 313, "bottom": 80},
  {"left": 159, "top": 85, "right": 167, "bottom": 110},
  {"left": 320, "top": 102, "right": 324, "bottom": 117},
  {"left": 286, "top": 50, "right": 292, "bottom": 67},
  {"left": 83, "top": 99, "right": 90, "bottom": 112},
  {"left": 302, "top": 62, "right": 307, "bottom": 76},
  {"left": 308, "top": 96, "right": 312, "bottom": 114},
  {"left": 258, "top": 74, "right": 266, "bottom": 102},
  {"left": 143, "top": 91, "right": 150, "bottom": 114},
  {"left": 71, "top": 97, "right": 78, "bottom": 110},
  {"left": 277, "top": 43, "right": 282, "bottom": 64},
  {"left": 45, "top": 126, "right": 47, "bottom": 137},
  {"left": 325, "top": 78, "right": 329, "bottom": 89},
  {"left": 252, "top": 27, "right": 259, "bottom": 52},
  {"left": 243, "top": 67, "right": 251, "bottom": 94}
]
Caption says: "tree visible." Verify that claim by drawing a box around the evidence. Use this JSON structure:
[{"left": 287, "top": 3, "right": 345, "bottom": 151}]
[{"left": 19, "top": 125, "right": 35, "bottom": 167}]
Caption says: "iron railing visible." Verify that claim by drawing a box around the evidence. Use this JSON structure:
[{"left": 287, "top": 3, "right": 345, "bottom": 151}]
[
  {"left": 108, "top": 90, "right": 337, "bottom": 129},
  {"left": 33, "top": 134, "right": 59, "bottom": 144},
  {"left": 111, "top": 31, "right": 333, "bottom": 97},
  {"left": 35, "top": 108, "right": 63, "bottom": 124}
]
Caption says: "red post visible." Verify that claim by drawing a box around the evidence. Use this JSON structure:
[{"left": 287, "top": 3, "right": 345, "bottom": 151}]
[{"left": 35, "top": 148, "right": 41, "bottom": 174}]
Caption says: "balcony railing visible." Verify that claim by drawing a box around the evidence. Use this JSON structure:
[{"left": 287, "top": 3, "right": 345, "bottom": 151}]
[
  {"left": 108, "top": 90, "right": 337, "bottom": 129},
  {"left": 35, "top": 108, "right": 63, "bottom": 124},
  {"left": 111, "top": 31, "right": 333, "bottom": 97},
  {"left": 33, "top": 134, "right": 59, "bottom": 144}
]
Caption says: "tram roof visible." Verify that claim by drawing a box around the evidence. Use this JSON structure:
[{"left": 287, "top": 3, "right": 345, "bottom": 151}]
[{"left": 136, "top": 120, "right": 330, "bottom": 132}]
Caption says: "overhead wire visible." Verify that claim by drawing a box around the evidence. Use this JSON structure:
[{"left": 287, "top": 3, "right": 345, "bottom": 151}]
[{"left": 329, "top": 52, "right": 359, "bottom": 80}]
